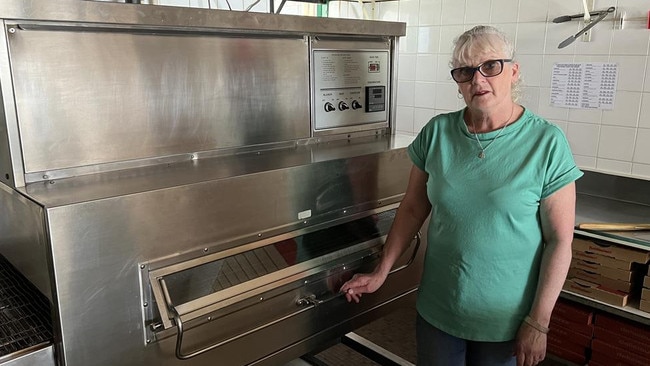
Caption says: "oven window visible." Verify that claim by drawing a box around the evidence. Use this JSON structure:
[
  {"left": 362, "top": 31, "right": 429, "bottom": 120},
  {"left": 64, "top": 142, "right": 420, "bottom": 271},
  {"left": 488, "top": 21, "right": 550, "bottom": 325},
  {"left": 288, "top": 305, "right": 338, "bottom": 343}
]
[{"left": 162, "top": 209, "right": 396, "bottom": 305}]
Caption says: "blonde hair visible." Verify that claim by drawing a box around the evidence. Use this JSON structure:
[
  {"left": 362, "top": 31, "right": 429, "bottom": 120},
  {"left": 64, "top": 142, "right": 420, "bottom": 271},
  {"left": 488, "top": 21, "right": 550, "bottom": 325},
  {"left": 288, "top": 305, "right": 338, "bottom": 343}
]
[{"left": 450, "top": 25, "right": 521, "bottom": 101}]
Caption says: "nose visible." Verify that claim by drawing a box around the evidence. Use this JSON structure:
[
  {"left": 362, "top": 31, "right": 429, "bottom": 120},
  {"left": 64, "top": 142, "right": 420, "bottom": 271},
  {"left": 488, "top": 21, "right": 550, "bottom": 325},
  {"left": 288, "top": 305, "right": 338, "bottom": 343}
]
[{"left": 471, "top": 68, "right": 487, "bottom": 83}]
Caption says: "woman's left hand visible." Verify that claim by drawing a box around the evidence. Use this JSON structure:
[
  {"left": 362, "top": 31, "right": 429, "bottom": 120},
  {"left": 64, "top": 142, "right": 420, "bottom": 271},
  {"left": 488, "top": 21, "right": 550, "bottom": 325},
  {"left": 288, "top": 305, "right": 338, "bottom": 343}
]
[{"left": 513, "top": 322, "right": 547, "bottom": 366}]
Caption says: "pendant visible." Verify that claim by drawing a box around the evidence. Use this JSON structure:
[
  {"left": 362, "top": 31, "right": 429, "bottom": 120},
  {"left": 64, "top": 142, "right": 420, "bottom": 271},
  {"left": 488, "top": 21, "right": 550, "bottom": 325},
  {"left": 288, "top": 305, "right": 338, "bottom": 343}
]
[{"left": 478, "top": 151, "right": 485, "bottom": 159}]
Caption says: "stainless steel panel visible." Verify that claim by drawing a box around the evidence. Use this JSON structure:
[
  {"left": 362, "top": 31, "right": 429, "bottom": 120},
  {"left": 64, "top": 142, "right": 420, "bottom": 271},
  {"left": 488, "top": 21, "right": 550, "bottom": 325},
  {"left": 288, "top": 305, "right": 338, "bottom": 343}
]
[
  {"left": 43, "top": 148, "right": 412, "bottom": 365},
  {"left": 0, "top": 24, "right": 24, "bottom": 188},
  {"left": 1, "top": 345, "right": 54, "bottom": 366},
  {"left": 0, "top": 0, "right": 405, "bottom": 37},
  {"left": 19, "top": 135, "right": 412, "bottom": 208},
  {"left": 8, "top": 24, "right": 310, "bottom": 173},
  {"left": 577, "top": 170, "right": 650, "bottom": 206},
  {"left": 0, "top": 184, "right": 51, "bottom": 300},
  {"left": 0, "top": 3, "right": 411, "bottom": 365}
]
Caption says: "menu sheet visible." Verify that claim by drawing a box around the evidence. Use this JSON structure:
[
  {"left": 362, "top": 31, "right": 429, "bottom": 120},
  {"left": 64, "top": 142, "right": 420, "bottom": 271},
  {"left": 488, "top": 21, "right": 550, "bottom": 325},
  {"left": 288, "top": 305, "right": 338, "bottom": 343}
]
[{"left": 550, "top": 62, "right": 618, "bottom": 110}]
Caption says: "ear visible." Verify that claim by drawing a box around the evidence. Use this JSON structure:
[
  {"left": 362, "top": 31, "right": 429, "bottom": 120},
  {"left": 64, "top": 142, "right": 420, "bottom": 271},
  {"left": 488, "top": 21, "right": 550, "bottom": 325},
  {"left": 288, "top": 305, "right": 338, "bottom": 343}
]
[{"left": 510, "top": 61, "right": 520, "bottom": 83}]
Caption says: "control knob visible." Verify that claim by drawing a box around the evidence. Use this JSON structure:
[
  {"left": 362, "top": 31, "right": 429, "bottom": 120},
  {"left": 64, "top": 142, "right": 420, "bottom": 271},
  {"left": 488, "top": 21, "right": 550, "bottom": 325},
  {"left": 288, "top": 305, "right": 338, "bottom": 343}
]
[
  {"left": 338, "top": 101, "right": 350, "bottom": 111},
  {"left": 351, "top": 100, "right": 362, "bottom": 110},
  {"left": 324, "top": 102, "right": 335, "bottom": 112}
]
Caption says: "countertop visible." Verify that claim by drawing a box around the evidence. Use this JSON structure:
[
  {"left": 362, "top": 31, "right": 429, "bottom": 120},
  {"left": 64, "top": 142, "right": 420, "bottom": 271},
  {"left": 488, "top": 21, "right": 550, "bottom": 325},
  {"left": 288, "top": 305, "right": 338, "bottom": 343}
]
[{"left": 575, "top": 193, "right": 650, "bottom": 250}]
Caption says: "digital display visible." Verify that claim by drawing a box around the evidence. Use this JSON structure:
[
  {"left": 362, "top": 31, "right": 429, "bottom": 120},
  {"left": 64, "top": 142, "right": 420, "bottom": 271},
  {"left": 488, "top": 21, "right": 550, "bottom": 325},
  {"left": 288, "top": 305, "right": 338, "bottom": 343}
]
[{"left": 365, "top": 86, "right": 385, "bottom": 112}]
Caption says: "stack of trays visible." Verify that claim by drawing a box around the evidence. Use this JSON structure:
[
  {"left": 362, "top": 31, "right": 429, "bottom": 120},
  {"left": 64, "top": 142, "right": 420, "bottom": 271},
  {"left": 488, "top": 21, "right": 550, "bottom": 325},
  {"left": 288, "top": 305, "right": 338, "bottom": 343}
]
[
  {"left": 590, "top": 312, "right": 650, "bottom": 366},
  {"left": 563, "top": 237, "right": 650, "bottom": 307},
  {"left": 641, "top": 267, "right": 650, "bottom": 313},
  {"left": 546, "top": 298, "right": 594, "bottom": 365}
]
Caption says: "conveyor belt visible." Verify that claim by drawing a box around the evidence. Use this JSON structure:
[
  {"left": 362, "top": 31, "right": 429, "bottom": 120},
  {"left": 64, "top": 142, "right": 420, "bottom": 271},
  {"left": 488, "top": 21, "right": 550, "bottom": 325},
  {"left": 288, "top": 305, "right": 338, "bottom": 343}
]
[{"left": 0, "top": 255, "right": 52, "bottom": 358}]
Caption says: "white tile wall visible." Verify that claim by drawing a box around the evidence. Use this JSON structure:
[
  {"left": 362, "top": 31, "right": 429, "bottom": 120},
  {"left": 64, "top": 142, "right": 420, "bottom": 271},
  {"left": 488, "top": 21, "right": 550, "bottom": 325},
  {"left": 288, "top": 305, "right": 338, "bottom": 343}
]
[
  {"left": 440, "top": 0, "right": 465, "bottom": 25},
  {"left": 414, "top": 107, "right": 435, "bottom": 131},
  {"left": 387, "top": 0, "right": 650, "bottom": 180},
  {"left": 634, "top": 128, "right": 650, "bottom": 164},
  {"left": 464, "top": 0, "right": 491, "bottom": 24},
  {"left": 396, "top": 106, "right": 415, "bottom": 133},
  {"left": 640, "top": 93, "right": 650, "bottom": 128},
  {"left": 148, "top": 0, "right": 650, "bottom": 180},
  {"left": 418, "top": 0, "right": 442, "bottom": 26},
  {"left": 598, "top": 126, "right": 636, "bottom": 161},
  {"left": 645, "top": 59, "right": 650, "bottom": 92},
  {"left": 597, "top": 159, "right": 633, "bottom": 176},
  {"left": 414, "top": 82, "right": 437, "bottom": 107},
  {"left": 415, "top": 54, "right": 438, "bottom": 81},
  {"left": 609, "top": 55, "right": 646, "bottom": 92},
  {"left": 490, "top": 0, "right": 519, "bottom": 24},
  {"left": 517, "top": 55, "right": 543, "bottom": 87},
  {"left": 417, "top": 26, "right": 441, "bottom": 53},
  {"left": 601, "top": 91, "right": 641, "bottom": 127},
  {"left": 568, "top": 122, "right": 600, "bottom": 156},
  {"left": 633, "top": 162, "right": 650, "bottom": 179}
]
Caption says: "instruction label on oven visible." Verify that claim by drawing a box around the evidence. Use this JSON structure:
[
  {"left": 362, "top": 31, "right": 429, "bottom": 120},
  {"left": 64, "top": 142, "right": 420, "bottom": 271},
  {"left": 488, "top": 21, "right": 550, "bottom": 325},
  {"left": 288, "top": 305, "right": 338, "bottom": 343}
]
[{"left": 312, "top": 50, "right": 389, "bottom": 131}]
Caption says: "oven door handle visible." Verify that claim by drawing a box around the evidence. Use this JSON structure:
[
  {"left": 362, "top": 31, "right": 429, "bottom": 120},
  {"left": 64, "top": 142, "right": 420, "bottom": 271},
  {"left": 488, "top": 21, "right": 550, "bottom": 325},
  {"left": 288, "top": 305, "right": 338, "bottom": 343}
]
[
  {"left": 170, "top": 231, "right": 420, "bottom": 361},
  {"left": 171, "top": 304, "right": 314, "bottom": 360},
  {"left": 296, "top": 231, "right": 421, "bottom": 307},
  {"left": 388, "top": 231, "right": 421, "bottom": 275}
]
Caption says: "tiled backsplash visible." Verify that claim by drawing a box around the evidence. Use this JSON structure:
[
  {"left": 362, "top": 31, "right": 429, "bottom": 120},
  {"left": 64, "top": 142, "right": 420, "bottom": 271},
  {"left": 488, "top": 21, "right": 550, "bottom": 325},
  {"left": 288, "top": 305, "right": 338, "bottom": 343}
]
[
  {"left": 146, "top": 0, "right": 650, "bottom": 180},
  {"left": 378, "top": 0, "right": 650, "bottom": 180}
]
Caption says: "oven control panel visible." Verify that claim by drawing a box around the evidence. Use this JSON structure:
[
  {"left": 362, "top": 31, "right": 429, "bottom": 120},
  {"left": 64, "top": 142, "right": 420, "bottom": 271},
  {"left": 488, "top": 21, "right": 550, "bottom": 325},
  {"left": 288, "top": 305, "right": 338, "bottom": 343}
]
[{"left": 312, "top": 49, "right": 389, "bottom": 132}]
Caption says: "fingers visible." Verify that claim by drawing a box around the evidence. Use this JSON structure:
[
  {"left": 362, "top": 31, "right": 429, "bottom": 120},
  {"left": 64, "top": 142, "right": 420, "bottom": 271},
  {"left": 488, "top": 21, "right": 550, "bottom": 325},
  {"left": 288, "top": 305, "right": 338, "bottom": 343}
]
[
  {"left": 340, "top": 275, "right": 369, "bottom": 303},
  {"left": 344, "top": 289, "right": 362, "bottom": 303},
  {"left": 341, "top": 283, "right": 364, "bottom": 302},
  {"left": 516, "top": 351, "right": 524, "bottom": 366},
  {"left": 339, "top": 275, "right": 365, "bottom": 293},
  {"left": 516, "top": 352, "right": 544, "bottom": 366}
]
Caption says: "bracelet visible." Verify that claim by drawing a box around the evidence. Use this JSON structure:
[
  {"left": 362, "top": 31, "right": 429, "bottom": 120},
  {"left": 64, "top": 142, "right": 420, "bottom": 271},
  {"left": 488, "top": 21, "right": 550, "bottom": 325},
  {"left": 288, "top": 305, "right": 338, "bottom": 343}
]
[{"left": 523, "top": 315, "right": 550, "bottom": 334}]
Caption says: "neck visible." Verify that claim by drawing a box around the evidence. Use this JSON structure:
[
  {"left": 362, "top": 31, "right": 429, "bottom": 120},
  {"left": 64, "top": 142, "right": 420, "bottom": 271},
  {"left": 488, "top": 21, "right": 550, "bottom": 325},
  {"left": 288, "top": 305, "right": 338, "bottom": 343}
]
[{"left": 466, "top": 103, "right": 518, "bottom": 133}]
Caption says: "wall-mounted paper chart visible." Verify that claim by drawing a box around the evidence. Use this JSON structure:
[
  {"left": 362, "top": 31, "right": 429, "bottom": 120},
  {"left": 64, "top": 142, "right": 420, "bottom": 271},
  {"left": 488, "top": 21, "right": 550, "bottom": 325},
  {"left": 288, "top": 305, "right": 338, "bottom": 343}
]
[{"left": 550, "top": 62, "right": 617, "bottom": 110}]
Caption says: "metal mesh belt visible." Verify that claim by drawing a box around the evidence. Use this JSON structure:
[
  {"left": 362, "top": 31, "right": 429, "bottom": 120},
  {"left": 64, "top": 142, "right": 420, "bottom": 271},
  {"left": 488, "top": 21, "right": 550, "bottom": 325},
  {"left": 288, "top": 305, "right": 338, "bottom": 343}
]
[{"left": 0, "top": 255, "right": 53, "bottom": 357}]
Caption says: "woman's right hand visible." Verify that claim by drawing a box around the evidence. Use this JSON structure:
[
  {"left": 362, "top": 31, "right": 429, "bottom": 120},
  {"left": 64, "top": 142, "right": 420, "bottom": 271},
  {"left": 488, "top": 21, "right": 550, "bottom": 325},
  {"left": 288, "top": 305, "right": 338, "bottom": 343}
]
[{"left": 339, "top": 270, "right": 388, "bottom": 303}]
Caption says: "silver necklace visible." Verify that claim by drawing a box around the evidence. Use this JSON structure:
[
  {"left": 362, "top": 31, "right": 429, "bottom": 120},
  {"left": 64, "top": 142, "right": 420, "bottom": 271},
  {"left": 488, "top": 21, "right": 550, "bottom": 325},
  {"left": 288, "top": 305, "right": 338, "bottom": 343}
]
[{"left": 466, "top": 106, "right": 515, "bottom": 159}]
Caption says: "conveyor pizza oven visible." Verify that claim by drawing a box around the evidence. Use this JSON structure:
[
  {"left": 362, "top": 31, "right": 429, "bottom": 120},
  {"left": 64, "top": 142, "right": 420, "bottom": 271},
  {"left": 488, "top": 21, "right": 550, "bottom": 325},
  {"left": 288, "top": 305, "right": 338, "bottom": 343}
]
[{"left": 0, "top": 1, "right": 424, "bottom": 365}]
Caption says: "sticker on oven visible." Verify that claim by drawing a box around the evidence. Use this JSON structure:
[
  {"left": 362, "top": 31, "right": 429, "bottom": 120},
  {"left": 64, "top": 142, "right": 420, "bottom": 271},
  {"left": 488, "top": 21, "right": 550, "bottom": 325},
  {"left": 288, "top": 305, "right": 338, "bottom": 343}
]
[{"left": 298, "top": 210, "right": 312, "bottom": 220}]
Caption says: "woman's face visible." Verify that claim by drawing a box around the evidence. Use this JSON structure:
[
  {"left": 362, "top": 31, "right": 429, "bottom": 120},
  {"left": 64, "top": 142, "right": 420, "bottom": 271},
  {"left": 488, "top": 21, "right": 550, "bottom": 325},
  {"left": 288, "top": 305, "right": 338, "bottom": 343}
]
[{"left": 454, "top": 47, "right": 519, "bottom": 113}]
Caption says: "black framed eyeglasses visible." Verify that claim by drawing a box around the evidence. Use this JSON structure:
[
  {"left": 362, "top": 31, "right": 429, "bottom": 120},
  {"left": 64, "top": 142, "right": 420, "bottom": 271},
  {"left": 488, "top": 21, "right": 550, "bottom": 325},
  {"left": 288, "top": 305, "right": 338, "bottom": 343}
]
[{"left": 450, "top": 59, "right": 512, "bottom": 83}]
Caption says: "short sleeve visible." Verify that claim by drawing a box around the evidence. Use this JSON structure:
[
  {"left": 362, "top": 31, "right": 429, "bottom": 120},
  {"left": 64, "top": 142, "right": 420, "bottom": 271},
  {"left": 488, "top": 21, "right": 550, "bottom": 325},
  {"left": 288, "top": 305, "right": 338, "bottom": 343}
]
[
  {"left": 541, "top": 126, "right": 583, "bottom": 198},
  {"left": 407, "top": 118, "right": 435, "bottom": 171}
]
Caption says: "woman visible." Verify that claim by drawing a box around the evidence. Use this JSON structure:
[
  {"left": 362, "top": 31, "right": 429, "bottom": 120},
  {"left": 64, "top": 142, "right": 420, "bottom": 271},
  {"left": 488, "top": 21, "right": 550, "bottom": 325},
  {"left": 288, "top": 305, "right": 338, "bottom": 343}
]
[{"left": 339, "top": 25, "right": 582, "bottom": 366}]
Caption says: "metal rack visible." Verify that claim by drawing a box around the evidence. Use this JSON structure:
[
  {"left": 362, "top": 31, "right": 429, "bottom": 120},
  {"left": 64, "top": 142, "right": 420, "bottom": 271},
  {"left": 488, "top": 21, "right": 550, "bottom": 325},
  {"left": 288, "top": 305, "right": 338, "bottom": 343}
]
[{"left": 0, "top": 255, "right": 52, "bottom": 360}]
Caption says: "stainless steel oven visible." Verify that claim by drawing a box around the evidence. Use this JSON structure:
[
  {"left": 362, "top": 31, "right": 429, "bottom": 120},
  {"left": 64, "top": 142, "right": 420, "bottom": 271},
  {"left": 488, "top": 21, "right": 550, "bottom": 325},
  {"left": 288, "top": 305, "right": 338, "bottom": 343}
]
[{"left": 0, "top": 1, "right": 424, "bottom": 365}]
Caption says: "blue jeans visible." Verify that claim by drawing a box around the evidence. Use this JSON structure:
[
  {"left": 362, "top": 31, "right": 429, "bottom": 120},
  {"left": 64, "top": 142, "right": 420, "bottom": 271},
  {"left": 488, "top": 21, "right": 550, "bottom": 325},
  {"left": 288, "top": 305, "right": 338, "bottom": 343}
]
[{"left": 416, "top": 313, "right": 517, "bottom": 366}]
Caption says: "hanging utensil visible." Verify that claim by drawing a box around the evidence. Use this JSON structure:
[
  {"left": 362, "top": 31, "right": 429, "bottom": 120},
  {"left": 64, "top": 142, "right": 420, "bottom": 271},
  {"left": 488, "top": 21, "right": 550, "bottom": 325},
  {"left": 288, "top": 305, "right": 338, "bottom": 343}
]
[
  {"left": 553, "top": 11, "right": 601, "bottom": 23},
  {"left": 581, "top": 0, "right": 591, "bottom": 23},
  {"left": 558, "top": 6, "right": 615, "bottom": 49}
]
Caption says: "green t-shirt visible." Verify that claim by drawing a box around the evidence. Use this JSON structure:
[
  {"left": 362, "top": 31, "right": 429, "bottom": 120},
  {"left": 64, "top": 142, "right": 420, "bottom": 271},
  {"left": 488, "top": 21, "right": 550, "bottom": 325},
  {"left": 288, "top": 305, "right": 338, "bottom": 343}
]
[{"left": 408, "top": 108, "right": 583, "bottom": 342}]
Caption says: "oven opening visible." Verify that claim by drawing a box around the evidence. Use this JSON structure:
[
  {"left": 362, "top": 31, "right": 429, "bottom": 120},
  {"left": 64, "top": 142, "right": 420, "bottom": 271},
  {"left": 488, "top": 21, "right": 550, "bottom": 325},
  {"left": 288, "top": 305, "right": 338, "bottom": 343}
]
[{"left": 164, "top": 210, "right": 391, "bottom": 307}]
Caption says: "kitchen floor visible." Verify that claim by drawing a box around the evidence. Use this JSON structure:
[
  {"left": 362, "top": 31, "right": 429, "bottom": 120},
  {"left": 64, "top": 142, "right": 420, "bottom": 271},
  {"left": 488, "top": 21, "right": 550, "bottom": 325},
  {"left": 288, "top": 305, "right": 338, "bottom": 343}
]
[{"left": 310, "top": 302, "right": 571, "bottom": 366}]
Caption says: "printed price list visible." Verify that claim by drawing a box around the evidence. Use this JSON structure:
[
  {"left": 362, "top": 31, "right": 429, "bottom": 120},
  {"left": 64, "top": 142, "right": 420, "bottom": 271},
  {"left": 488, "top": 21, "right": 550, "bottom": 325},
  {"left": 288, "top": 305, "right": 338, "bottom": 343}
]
[{"left": 550, "top": 62, "right": 617, "bottom": 110}]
